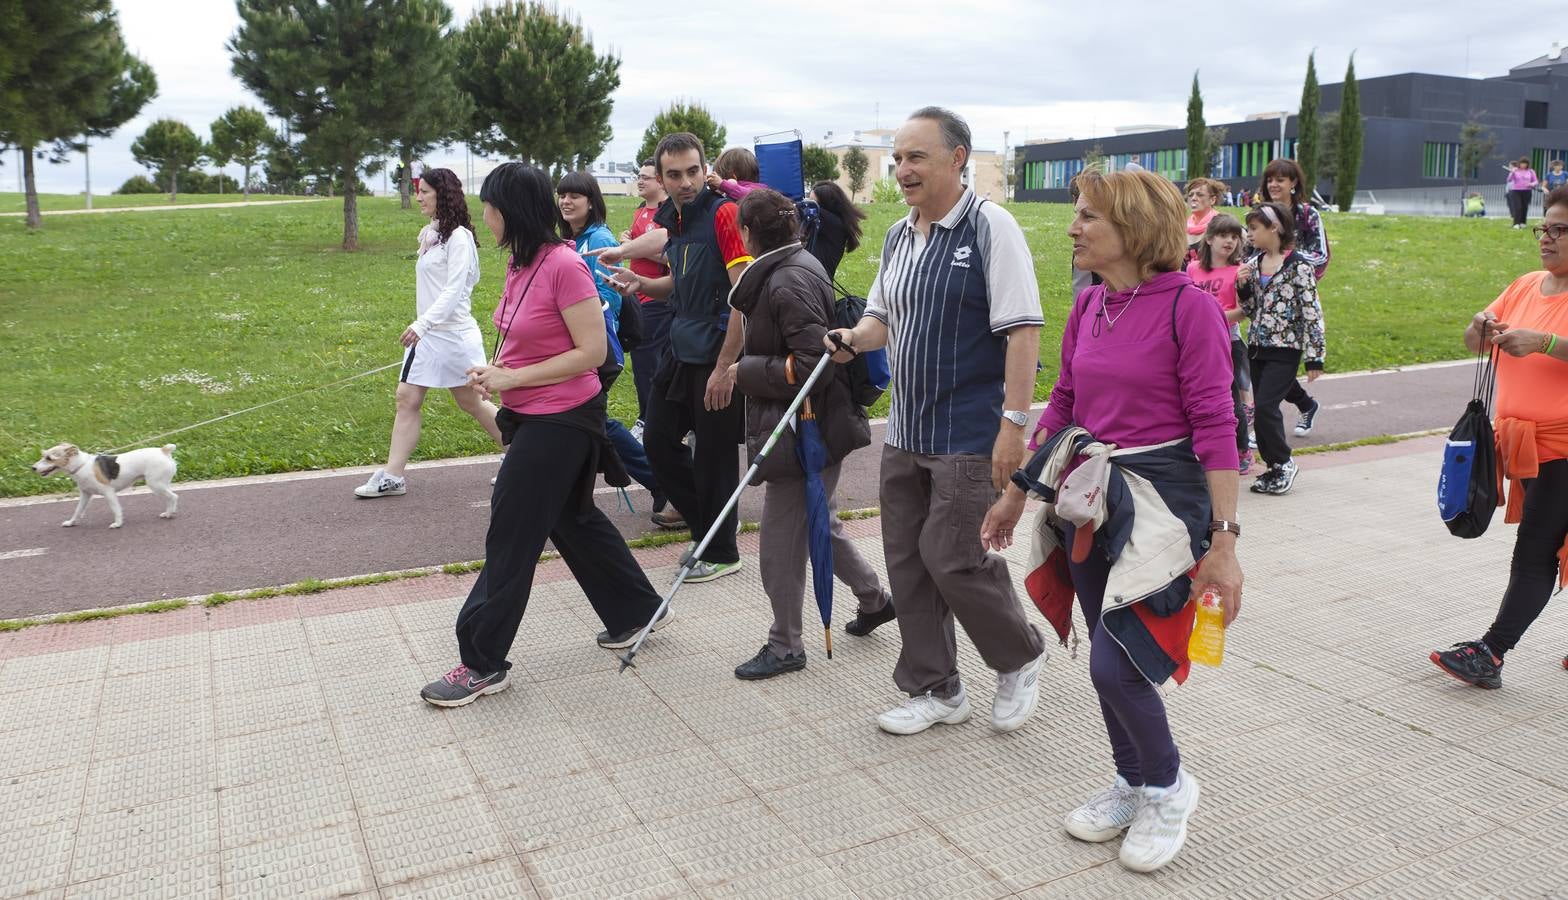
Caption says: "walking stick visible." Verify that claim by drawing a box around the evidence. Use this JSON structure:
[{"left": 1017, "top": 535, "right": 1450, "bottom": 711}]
[{"left": 618, "top": 349, "right": 838, "bottom": 672}]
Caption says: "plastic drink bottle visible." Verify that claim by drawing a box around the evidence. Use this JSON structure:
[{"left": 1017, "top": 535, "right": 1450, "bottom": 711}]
[{"left": 1188, "top": 587, "right": 1226, "bottom": 667}]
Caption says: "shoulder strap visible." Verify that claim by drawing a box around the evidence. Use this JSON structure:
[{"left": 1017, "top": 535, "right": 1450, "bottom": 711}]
[{"left": 1169, "top": 285, "right": 1186, "bottom": 344}]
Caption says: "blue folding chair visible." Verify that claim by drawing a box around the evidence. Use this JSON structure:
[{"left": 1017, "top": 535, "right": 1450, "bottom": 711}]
[{"left": 755, "top": 130, "right": 805, "bottom": 201}]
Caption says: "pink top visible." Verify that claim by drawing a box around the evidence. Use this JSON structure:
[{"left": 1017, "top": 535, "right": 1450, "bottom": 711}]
[
  {"left": 716, "top": 178, "right": 768, "bottom": 200},
  {"left": 1186, "top": 209, "right": 1216, "bottom": 236},
  {"left": 491, "top": 242, "right": 602, "bottom": 414},
  {"left": 1507, "top": 167, "right": 1539, "bottom": 191},
  {"left": 1186, "top": 261, "right": 1238, "bottom": 311},
  {"left": 1031, "top": 270, "right": 1239, "bottom": 472}
]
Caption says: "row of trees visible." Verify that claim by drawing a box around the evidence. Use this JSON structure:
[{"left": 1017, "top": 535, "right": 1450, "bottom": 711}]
[
  {"left": 122, "top": 108, "right": 274, "bottom": 200},
  {"left": 1183, "top": 53, "right": 1364, "bottom": 211}
]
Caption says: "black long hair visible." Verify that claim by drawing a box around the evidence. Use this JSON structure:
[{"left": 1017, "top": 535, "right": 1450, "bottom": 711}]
[
  {"left": 479, "top": 163, "right": 566, "bottom": 269},
  {"left": 811, "top": 180, "right": 865, "bottom": 252},
  {"left": 419, "top": 168, "right": 473, "bottom": 244},
  {"left": 554, "top": 170, "right": 608, "bottom": 239}
]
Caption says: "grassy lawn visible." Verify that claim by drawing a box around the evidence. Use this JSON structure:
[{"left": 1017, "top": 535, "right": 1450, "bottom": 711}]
[
  {"left": 0, "top": 195, "right": 1541, "bottom": 498},
  {"left": 0, "top": 191, "right": 310, "bottom": 213}
]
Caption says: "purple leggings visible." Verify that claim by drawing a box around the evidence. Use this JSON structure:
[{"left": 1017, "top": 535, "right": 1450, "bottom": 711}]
[{"left": 1067, "top": 524, "right": 1181, "bottom": 789}]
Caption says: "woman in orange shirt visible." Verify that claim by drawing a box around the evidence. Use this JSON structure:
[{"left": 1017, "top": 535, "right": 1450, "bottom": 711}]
[{"left": 1431, "top": 186, "right": 1568, "bottom": 688}]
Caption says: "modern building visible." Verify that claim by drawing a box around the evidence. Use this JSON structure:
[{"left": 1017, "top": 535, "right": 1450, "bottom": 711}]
[
  {"left": 821, "top": 129, "right": 1005, "bottom": 203},
  {"left": 1015, "top": 43, "right": 1568, "bottom": 215}
]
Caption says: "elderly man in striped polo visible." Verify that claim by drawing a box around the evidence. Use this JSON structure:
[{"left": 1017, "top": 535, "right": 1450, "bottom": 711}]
[{"left": 826, "top": 106, "right": 1047, "bottom": 736}]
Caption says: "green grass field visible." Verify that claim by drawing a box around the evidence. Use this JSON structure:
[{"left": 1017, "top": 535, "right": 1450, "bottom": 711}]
[
  {"left": 0, "top": 191, "right": 302, "bottom": 213},
  {"left": 0, "top": 194, "right": 1542, "bottom": 497}
]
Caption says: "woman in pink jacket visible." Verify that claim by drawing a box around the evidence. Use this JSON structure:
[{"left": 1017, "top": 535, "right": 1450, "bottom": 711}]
[{"left": 1507, "top": 157, "right": 1540, "bottom": 229}]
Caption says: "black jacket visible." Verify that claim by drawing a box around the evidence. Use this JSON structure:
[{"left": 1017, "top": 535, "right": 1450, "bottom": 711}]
[{"left": 729, "top": 243, "right": 870, "bottom": 484}]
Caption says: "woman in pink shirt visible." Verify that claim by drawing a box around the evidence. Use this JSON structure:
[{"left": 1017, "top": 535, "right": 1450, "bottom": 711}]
[
  {"left": 1183, "top": 177, "right": 1226, "bottom": 262},
  {"left": 1507, "top": 157, "right": 1539, "bottom": 229},
  {"left": 419, "top": 163, "right": 670, "bottom": 708}
]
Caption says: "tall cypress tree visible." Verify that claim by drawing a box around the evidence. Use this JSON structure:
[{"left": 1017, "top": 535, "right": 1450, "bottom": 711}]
[
  {"left": 1334, "top": 54, "right": 1363, "bottom": 212},
  {"left": 1298, "top": 51, "right": 1320, "bottom": 200},
  {"left": 1186, "top": 72, "right": 1206, "bottom": 181}
]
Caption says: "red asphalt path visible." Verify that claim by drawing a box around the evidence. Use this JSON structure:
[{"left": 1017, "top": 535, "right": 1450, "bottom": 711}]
[{"left": 0, "top": 361, "right": 1475, "bottom": 619}]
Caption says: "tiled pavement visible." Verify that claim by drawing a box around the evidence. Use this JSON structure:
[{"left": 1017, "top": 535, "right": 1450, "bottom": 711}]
[{"left": 1, "top": 436, "right": 1565, "bottom": 899}]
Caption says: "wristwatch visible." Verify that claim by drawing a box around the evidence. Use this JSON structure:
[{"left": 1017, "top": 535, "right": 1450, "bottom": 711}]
[
  {"left": 1002, "top": 410, "right": 1029, "bottom": 427},
  {"left": 1207, "top": 520, "right": 1241, "bottom": 537}
]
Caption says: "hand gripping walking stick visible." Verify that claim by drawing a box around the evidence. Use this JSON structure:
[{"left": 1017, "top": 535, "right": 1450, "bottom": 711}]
[{"left": 618, "top": 348, "right": 839, "bottom": 672}]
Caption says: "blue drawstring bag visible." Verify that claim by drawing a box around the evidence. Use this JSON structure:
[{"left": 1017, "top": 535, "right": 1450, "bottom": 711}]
[{"left": 1439, "top": 335, "right": 1500, "bottom": 538}]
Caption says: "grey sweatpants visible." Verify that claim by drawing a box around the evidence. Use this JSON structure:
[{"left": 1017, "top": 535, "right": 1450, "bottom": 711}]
[
  {"left": 879, "top": 445, "right": 1044, "bottom": 698},
  {"left": 761, "top": 462, "right": 890, "bottom": 656}
]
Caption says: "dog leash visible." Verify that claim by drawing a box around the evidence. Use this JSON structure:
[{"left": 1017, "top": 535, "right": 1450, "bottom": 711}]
[{"left": 102, "top": 360, "right": 405, "bottom": 454}]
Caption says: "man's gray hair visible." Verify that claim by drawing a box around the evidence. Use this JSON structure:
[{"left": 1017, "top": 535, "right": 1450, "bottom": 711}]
[{"left": 908, "top": 106, "right": 971, "bottom": 156}]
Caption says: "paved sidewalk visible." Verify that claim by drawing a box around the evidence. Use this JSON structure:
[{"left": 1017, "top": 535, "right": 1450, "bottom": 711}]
[{"left": 1, "top": 439, "right": 1564, "bottom": 898}]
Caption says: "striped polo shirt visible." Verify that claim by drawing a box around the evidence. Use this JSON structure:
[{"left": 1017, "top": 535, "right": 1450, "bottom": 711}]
[{"left": 866, "top": 189, "right": 1044, "bottom": 456}]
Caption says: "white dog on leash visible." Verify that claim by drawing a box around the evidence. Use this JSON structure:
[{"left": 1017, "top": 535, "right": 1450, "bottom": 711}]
[{"left": 31, "top": 443, "right": 179, "bottom": 529}]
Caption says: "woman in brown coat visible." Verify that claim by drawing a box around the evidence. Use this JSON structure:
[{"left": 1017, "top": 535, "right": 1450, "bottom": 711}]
[{"left": 727, "top": 189, "right": 893, "bottom": 679}]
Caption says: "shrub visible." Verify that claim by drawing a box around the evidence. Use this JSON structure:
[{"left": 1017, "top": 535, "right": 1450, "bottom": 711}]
[
  {"left": 871, "top": 176, "right": 903, "bottom": 204},
  {"left": 115, "top": 175, "right": 162, "bottom": 194}
]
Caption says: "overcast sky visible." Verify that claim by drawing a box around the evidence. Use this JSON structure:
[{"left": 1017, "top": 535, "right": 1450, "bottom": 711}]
[{"left": 8, "top": 1, "right": 1555, "bottom": 195}]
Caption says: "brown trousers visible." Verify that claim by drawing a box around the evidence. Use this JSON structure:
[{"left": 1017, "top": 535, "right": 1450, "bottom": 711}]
[
  {"left": 879, "top": 445, "right": 1044, "bottom": 698},
  {"left": 760, "top": 462, "right": 890, "bottom": 657}
]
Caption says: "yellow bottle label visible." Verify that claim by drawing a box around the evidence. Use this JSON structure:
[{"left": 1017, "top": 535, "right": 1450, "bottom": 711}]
[{"left": 1188, "top": 588, "right": 1226, "bottom": 667}]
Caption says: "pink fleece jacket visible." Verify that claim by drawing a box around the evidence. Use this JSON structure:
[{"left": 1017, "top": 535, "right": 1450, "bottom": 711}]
[{"left": 1031, "top": 270, "right": 1239, "bottom": 472}]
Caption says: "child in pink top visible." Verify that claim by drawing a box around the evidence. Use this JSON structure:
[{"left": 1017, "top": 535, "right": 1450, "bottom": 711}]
[
  {"left": 706, "top": 147, "right": 768, "bottom": 199},
  {"left": 1185, "top": 213, "right": 1252, "bottom": 473}
]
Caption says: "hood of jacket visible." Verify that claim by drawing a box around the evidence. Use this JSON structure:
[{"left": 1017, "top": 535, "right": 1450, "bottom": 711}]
[
  {"left": 1097, "top": 269, "right": 1192, "bottom": 303},
  {"left": 728, "top": 241, "right": 805, "bottom": 315}
]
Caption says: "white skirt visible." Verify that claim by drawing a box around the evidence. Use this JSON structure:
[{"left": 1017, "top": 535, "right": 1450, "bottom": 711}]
[{"left": 399, "top": 327, "right": 486, "bottom": 388}]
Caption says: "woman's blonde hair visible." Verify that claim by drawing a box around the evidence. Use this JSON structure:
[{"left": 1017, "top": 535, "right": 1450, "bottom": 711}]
[{"left": 1072, "top": 169, "right": 1188, "bottom": 280}]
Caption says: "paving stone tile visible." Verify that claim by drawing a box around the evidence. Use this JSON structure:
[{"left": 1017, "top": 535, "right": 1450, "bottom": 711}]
[
  {"left": 608, "top": 745, "right": 750, "bottom": 823},
  {"left": 216, "top": 718, "right": 338, "bottom": 788},
  {"left": 63, "top": 853, "right": 221, "bottom": 900},
  {"left": 319, "top": 666, "right": 427, "bottom": 719},
  {"left": 220, "top": 824, "right": 375, "bottom": 900},
  {"left": 1016, "top": 866, "right": 1174, "bottom": 899},
  {"left": 654, "top": 797, "right": 814, "bottom": 890},
  {"left": 389, "top": 599, "right": 462, "bottom": 635},
  {"left": 0, "top": 716, "right": 96, "bottom": 780},
  {"left": 333, "top": 700, "right": 458, "bottom": 758},
  {"left": 70, "top": 793, "right": 219, "bottom": 883},
  {"left": 82, "top": 741, "right": 215, "bottom": 813},
  {"left": 214, "top": 679, "right": 327, "bottom": 738},
  {"left": 211, "top": 646, "right": 315, "bottom": 692},
  {"left": 869, "top": 743, "right": 1042, "bottom": 822},
  {"left": 710, "top": 724, "right": 855, "bottom": 794},
  {"left": 344, "top": 744, "right": 478, "bottom": 817},
  {"left": 380, "top": 858, "right": 539, "bottom": 900},
  {"left": 361, "top": 794, "right": 510, "bottom": 886},
  {"left": 209, "top": 620, "right": 307, "bottom": 661},
  {"left": 490, "top": 769, "right": 639, "bottom": 851},
  {"left": 0, "top": 819, "right": 75, "bottom": 899},
  {"left": 762, "top": 770, "right": 920, "bottom": 856},
  {"left": 303, "top": 606, "right": 402, "bottom": 648},
  {"left": 219, "top": 765, "right": 356, "bottom": 849},
  {"left": 824, "top": 829, "right": 1008, "bottom": 900},
  {"left": 523, "top": 823, "right": 688, "bottom": 900},
  {"left": 694, "top": 857, "right": 857, "bottom": 899},
  {"left": 934, "top": 793, "right": 1119, "bottom": 891},
  {"left": 92, "top": 703, "right": 215, "bottom": 761},
  {"left": 0, "top": 765, "right": 87, "bottom": 829}
]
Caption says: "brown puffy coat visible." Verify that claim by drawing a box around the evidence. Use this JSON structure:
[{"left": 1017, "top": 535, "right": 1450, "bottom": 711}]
[{"left": 730, "top": 244, "right": 871, "bottom": 484}]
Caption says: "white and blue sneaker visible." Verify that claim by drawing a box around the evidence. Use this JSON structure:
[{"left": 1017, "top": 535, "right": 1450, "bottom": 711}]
[{"left": 354, "top": 469, "right": 406, "bottom": 498}]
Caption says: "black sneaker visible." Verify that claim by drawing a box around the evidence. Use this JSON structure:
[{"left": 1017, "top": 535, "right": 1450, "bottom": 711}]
[
  {"left": 734, "top": 645, "right": 806, "bottom": 680},
  {"left": 1293, "top": 399, "right": 1320, "bottom": 436},
  {"left": 1249, "top": 466, "right": 1281, "bottom": 494},
  {"left": 1265, "top": 459, "right": 1299, "bottom": 495},
  {"left": 596, "top": 607, "right": 674, "bottom": 649},
  {"left": 1430, "top": 641, "right": 1503, "bottom": 689},
  {"left": 845, "top": 595, "right": 897, "bottom": 637}
]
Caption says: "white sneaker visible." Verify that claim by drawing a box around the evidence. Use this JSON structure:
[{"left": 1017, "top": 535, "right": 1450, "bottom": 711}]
[
  {"left": 631, "top": 419, "right": 645, "bottom": 442},
  {"left": 991, "top": 651, "right": 1046, "bottom": 732},
  {"left": 1064, "top": 776, "right": 1142, "bottom": 842},
  {"left": 876, "top": 689, "right": 971, "bottom": 735},
  {"left": 1119, "top": 768, "right": 1201, "bottom": 873},
  {"left": 353, "top": 469, "right": 406, "bottom": 498}
]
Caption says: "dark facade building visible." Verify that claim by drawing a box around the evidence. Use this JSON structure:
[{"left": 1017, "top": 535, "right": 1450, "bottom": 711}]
[{"left": 1016, "top": 46, "right": 1568, "bottom": 213}]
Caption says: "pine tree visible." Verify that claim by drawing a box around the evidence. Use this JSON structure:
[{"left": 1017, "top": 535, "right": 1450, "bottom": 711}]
[
  {"left": 230, "top": 0, "right": 443, "bottom": 250},
  {"left": 844, "top": 146, "right": 870, "bottom": 200},
  {"left": 457, "top": 1, "right": 620, "bottom": 175},
  {"left": 801, "top": 145, "right": 840, "bottom": 186},
  {"left": 381, "top": 1, "right": 470, "bottom": 207},
  {"left": 1297, "top": 51, "right": 1321, "bottom": 200},
  {"left": 0, "top": 0, "right": 152, "bottom": 228},
  {"left": 1334, "top": 54, "right": 1363, "bottom": 212},
  {"left": 1186, "top": 72, "right": 1206, "bottom": 181},
  {"left": 209, "top": 107, "right": 274, "bottom": 199},
  {"left": 131, "top": 119, "right": 204, "bottom": 201},
  {"left": 636, "top": 100, "right": 726, "bottom": 168}
]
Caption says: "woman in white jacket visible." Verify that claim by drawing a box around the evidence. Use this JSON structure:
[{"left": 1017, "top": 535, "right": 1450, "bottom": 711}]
[{"left": 356, "top": 168, "right": 502, "bottom": 497}]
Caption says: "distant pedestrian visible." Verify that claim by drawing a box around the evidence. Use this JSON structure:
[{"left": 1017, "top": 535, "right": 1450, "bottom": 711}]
[
  {"left": 1257, "top": 159, "right": 1328, "bottom": 436},
  {"left": 706, "top": 147, "right": 767, "bottom": 201},
  {"left": 419, "top": 162, "right": 669, "bottom": 708},
  {"left": 1237, "top": 202, "right": 1325, "bottom": 496},
  {"left": 727, "top": 189, "right": 889, "bottom": 680},
  {"left": 1463, "top": 192, "right": 1487, "bottom": 218},
  {"left": 825, "top": 106, "right": 1047, "bottom": 736},
  {"left": 1543, "top": 158, "right": 1567, "bottom": 193},
  {"left": 1184, "top": 177, "right": 1226, "bottom": 260},
  {"left": 803, "top": 180, "right": 866, "bottom": 281},
  {"left": 1506, "top": 157, "right": 1539, "bottom": 228},
  {"left": 1430, "top": 186, "right": 1568, "bottom": 689},
  {"left": 991, "top": 168, "right": 1242, "bottom": 874},
  {"left": 1188, "top": 213, "right": 1253, "bottom": 472},
  {"left": 355, "top": 168, "right": 502, "bottom": 499}
]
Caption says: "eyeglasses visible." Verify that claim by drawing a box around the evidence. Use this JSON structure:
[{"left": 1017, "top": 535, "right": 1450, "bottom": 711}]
[{"left": 1532, "top": 224, "right": 1568, "bottom": 242}]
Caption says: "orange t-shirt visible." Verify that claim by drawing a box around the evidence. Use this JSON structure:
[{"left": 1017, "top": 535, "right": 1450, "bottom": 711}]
[{"left": 1484, "top": 270, "right": 1568, "bottom": 424}]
